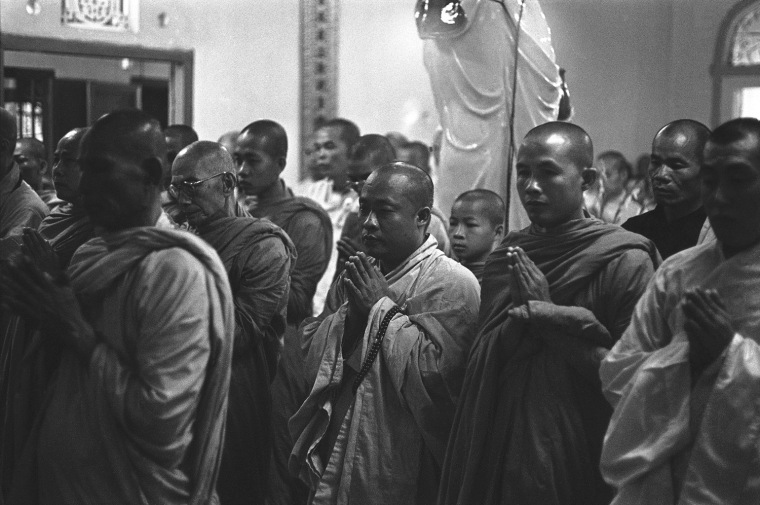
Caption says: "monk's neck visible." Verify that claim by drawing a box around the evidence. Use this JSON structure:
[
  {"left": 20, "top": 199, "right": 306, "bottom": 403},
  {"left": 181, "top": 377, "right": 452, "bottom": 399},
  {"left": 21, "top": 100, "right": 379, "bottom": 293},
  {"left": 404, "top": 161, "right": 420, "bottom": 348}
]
[
  {"left": 222, "top": 197, "right": 237, "bottom": 218},
  {"left": 256, "top": 179, "right": 287, "bottom": 206},
  {"left": 662, "top": 198, "right": 701, "bottom": 223}
]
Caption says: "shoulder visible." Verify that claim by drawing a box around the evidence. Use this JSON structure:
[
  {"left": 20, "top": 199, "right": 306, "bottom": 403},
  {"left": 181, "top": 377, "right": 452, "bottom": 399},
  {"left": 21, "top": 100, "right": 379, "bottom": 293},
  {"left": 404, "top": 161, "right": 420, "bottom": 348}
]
[
  {"left": 657, "top": 240, "right": 717, "bottom": 278},
  {"left": 621, "top": 208, "right": 658, "bottom": 232},
  {"left": 139, "top": 247, "right": 206, "bottom": 283},
  {"left": 425, "top": 253, "right": 480, "bottom": 296}
]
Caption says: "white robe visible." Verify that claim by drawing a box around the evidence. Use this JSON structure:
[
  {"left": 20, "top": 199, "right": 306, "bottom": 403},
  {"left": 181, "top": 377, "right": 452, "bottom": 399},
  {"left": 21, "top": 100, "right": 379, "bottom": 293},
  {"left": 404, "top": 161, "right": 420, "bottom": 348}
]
[{"left": 600, "top": 240, "right": 760, "bottom": 505}]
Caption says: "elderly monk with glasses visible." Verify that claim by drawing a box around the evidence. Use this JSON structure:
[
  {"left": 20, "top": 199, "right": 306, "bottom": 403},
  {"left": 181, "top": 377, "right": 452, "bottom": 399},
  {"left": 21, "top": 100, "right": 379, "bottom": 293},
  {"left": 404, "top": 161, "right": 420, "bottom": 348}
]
[{"left": 172, "top": 140, "right": 296, "bottom": 505}]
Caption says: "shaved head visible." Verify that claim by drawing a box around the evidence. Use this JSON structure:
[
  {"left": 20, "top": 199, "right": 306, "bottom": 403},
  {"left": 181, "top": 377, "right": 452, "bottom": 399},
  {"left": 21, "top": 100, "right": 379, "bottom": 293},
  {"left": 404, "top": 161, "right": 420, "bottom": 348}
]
[
  {"left": 240, "top": 120, "right": 288, "bottom": 160},
  {"left": 16, "top": 138, "right": 46, "bottom": 160},
  {"left": 165, "top": 124, "right": 199, "bottom": 147},
  {"left": 173, "top": 140, "right": 236, "bottom": 178},
  {"left": 349, "top": 134, "right": 396, "bottom": 165},
  {"left": 455, "top": 189, "right": 505, "bottom": 227},
  {"left": 217, "top": 130, "right": 240, "bottom": 154},
  {"left": 1, "top": 108, "right": 17, "bottom": 176},
  {"left": 653, "top": 119, "right": 710, "bottom": 164},
  {"left": 523, "top": 121, "right": 594, "bottom": 171},
  {"left": 369, "top": 161, "right": 434, "bottom": 209},
  {"left": 82, "top": 109, "right": 167, "bottom": 178}
]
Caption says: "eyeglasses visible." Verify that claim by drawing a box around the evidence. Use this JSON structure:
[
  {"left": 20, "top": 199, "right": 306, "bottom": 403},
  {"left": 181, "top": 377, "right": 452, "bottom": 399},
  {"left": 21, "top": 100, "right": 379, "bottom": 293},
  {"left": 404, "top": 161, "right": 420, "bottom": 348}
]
[{"left": 169, "top": 172, "right": 231, "bottom": 199}]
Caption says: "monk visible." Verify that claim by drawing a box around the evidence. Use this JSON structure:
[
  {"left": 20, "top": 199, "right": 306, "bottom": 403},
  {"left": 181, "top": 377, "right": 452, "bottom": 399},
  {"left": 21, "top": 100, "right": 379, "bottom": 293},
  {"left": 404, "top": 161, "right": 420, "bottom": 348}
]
[
  {"left": 0, "top": 109, "right": 234, "bottom": 505},
  {"left": 233, "top": 120, "right": 332, "bottom": 505},
  {"left": 600, "top": 117, "right": 760, "bottom": 504},
  {"left": 0, "top": 109, "right": 48, "bottom": 254},
  {"left": 298, "top": 118, "right": 361, "bottom": 315},
  {"left": 13, "top": 137, "right": 62, "bottom": 209},
  {"left": 448, "top": 189, "right": 504, "bottom": 283},
  {"left": 439, "top": 122, "right": 659, "bottom": 505},
  {"left": 289, "top": 162, "right": 481, "bottom": 505},
  {"left": 623, "top": 120, "right": 711, "bottom": 259},
  {"left": 172, "top": 140, "right": 295, "bottom": 505}
]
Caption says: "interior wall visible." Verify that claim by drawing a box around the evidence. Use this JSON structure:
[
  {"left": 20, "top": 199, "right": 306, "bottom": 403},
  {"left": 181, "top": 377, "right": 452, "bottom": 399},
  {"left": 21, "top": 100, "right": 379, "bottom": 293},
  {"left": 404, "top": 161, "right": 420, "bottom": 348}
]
[{"left": 0, "top": 0, "right": 302, "bottom": 185}]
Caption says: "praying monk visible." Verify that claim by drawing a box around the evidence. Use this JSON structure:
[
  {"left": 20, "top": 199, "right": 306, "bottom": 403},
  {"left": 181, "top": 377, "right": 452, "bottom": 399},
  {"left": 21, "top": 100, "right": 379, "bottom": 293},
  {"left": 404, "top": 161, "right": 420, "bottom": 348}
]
[
  {"left": 448, "top": 189, "right": 505, "bottom": 283},
  {"left": 0, "top": 109, "right": 48, "bottom": 254},
  {"left": 289, "top": 162, "right": 481, "bottom": 504},
  {"left": 0, "top": 109, "right": 234, "bottom": 505},
  {"left": 0, "top": 128, "right": 94, "bottom": 494},
  {"left": 623, "top": 120, "right": 711, "bottom": 259},
  {"left": 233, "top": 121, "right": 332, "bottom": 505},
  {"left": 439, "top": 122, "right": 659, "bottom": 505},
  {"left": 600, "top": 118, "right": 760, "bottom": 504},
  {"left": 172, "top": 140, "right": 295, "bottom": 505}
]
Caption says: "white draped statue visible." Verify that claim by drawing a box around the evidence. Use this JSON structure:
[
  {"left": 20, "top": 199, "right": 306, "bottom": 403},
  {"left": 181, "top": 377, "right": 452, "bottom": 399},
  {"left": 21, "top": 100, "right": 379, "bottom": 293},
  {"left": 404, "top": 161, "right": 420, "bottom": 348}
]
[{"left": 418, "top": 0, "right": 562, "bottom": 230}]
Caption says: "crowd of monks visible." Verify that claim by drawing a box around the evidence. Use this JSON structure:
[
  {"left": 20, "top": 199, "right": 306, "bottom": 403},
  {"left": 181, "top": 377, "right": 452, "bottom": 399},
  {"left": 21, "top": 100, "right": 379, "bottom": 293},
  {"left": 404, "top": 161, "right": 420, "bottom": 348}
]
[{"left": 0, "top": 103, "right": 759, "bottom": 505}]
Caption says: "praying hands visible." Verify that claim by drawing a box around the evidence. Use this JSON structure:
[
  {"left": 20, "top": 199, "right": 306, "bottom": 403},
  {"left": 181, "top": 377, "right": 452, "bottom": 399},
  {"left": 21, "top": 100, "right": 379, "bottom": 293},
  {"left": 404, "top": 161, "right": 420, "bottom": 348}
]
[
  {"left": 344, "top": 251, "right": 391, "bottom": 319},
  {"left": 683, "top": 288, "right": 735, "bottom": 373},
  {"left": 0, "top": 253, "right": 96, "bottom": 362},
  {"left": 506, "top": 246, "right": 552, "bottom": 307}
]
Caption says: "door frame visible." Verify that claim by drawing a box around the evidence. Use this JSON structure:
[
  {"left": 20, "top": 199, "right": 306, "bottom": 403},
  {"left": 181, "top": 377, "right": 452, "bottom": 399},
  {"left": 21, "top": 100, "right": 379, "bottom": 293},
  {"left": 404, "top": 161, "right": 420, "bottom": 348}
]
[{"left": 0, "top": 34, "right": 193, "bottom": 125}]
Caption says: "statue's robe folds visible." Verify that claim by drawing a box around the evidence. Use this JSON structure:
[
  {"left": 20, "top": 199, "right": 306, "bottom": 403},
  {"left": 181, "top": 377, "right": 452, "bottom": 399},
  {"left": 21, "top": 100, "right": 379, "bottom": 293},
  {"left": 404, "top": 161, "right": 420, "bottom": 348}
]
[
  {"left": 197, "top": 215, "right": 295, "bottom": 505},
  {"left": 439, "top": 219, "right": 659, "bottom": 505},
  {"left": 422, "top": 0, "right": 561, "bottom": 229},
  {"left": 289, "top": 236, "right": 480, "bottom": 505},
  {"left": 7, "top": 227, "right": 234, "bottom": 505},
  {"left": 600, "top": 240, "right": 760, "bottom": 505}
]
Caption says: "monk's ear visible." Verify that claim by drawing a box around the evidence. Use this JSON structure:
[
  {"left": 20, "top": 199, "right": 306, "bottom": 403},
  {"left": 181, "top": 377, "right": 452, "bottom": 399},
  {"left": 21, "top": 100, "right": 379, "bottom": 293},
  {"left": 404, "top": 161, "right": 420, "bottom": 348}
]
[
  {"left": 277, "top": 156, "right": 287, "bottom": 173},
  {"left": 580, "top": 167, "right": 598, "bottom": 192},
  {"left": 222, "top": 172, "right": 236, "bottom": 194},
  {"left": 142, "top": 157, "right": 164, "bottom": 186},
  {"left": 416, "top": 207, "right": 431, "bottom": 227}
]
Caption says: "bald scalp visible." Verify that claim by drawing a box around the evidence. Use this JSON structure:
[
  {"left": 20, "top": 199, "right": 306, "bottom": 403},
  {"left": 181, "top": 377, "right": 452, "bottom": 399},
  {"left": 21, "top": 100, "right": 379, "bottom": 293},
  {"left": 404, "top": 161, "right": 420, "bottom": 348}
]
[
  {"left": 708, "top": 117, "right": 760, "bottom": 148},
  {"left": 455, "top": 189, "right": 505, "bottom": 227},
  {"left": 59, "top": 127, "right": 89, "bottom": 150},
  {"left": 349, "top": 134, "right": 396, "bottom": 165},
  {"left": 240, "top": 120, "right": 288, "bottom": 159},
  {"left": 16, "top": 138, "right": 47, "bottom": 160},
  {"left": 174, "top": 140, "right": 235, "bottom": 178},
  {"left": 654, "top": 119, "right": 711, "bottom": 163},
  {"left": 83, "top": 109, "right": 166, "bottom": 166},
  {"left": 523, "top": 121, "right": 594, "bottom": 169},
  {"left": 370, "top": 161, "right": 434, "bottom": 209}
]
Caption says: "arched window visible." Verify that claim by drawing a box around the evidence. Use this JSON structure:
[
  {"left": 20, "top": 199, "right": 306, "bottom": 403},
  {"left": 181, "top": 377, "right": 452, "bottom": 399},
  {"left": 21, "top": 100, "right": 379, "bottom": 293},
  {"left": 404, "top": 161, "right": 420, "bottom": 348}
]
[{"left": 713, "top": 0, "right": 760, "bottom": 124}]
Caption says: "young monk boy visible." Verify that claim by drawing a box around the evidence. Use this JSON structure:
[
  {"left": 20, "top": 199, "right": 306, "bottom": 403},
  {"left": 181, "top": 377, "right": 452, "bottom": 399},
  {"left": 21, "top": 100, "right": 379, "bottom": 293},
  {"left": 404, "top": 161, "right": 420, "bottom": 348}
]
[{"left": 449, "top": 189, "right": 505, "bottom": 283}]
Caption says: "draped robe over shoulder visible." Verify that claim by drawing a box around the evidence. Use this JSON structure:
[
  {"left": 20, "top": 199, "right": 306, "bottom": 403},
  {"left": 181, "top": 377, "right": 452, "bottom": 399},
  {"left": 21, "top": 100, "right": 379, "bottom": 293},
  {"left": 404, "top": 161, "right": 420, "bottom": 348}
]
[
  {"left": 196, "top": 215, "right": 295, "bottom": 505},
  {"left": 600, "top": 240, "right": 760, "bottom": 505},
  {"left": 439, "top": 219, "right": 658, "bottom": 505},
  {"left": 289, "top": 236, "right": 480, "bottom": 505},
  {"left": 8, "top": 227, "right": 234, "bottom": 505}
]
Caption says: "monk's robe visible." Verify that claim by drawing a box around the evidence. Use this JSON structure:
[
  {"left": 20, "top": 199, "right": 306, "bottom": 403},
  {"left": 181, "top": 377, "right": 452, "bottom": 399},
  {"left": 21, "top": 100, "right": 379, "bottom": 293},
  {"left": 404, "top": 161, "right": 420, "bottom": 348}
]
[
  {"left": 195, "top": 214, "right": 295, "bottom": 505},
  {"left": 439, "top": 218, "right": 659, "bottom": 505},
  {"left": 461, "top": 260, "right": 486, "bottom": 284},
  {"left": 289, "top": 235, "right": 480, "bottom": 505},
  {"left": 247, "top": 181, "right": 333, "bottom": 505},
  {"left": 4, "top": 227, "right": 234, "bottom": 505},
  {"left": 250, "top": 180, "right": 333, "bottom": 325},
  {"left": 600, "top": 240, "right": 760, "bottom": 505},
  {"left": 0, "top": 163, "right": 48, "bottom": 256},
  {"left": 0, "top": 202, "right": 94, "bottom": 499}
]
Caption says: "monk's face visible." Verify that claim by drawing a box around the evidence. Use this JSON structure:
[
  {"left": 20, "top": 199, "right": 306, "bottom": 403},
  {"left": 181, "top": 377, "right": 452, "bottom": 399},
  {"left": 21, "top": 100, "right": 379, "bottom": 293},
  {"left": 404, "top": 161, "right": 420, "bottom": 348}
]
[
  {"left": 14, "top": 139, "right": 46, "bottom": 190},
  {"left": 359, "top": 172, "right": 427, "bottom": 269},
  {"left": 79, "top": 155, "right": 160, "bottom": 231},
  {"left": 650, "top": 131, "right": 702, "bottom": 207},
  {"left": 516, "top": 135, "right": 588, "bottom": 229},
  {"left": 52, "top": 133, "right": 83, "bottom": 203},
  {"left": 311, "top": 127, "right": 350, "bottom": 190},
  {"left": 171, "top": 154, "right": 229, "bottom": 227},
  {"left": 701, "top": 136, "right": 760, "bottom": 253},
  {"left": 234, "top": 132, "right": 283, "bottom": 197},
  {"left": 449, "top": 198, "right": 501, "bottom": 263}
]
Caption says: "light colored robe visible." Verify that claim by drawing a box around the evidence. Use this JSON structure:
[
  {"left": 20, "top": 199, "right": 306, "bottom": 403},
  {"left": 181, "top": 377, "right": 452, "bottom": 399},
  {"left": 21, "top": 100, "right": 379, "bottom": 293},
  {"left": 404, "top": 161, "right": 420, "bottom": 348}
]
[
  {"left": 289, "top": 236, "right": 480, "bottom": 505},
  {"left": 9, "top": 227, "right": 234, "bottom": 505},
  {"left": 600, "top": 240, "right": 760, "bottom": 505},
  {"left": 0, "top": 164, "right": 48, "bottom": 257}
]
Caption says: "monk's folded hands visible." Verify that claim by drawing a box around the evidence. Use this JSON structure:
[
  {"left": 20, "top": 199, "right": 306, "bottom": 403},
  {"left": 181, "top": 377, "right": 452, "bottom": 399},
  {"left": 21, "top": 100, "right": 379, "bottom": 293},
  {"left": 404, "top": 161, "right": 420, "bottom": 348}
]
[
  {"left": 683, "top": 288, "right": 734, "bottom": 374},
  {"left": 21, "top": 226, "right": 63, "bottom": 280},
  {"left": 0, "top": 254, "right": 97, "bottom": 362}
]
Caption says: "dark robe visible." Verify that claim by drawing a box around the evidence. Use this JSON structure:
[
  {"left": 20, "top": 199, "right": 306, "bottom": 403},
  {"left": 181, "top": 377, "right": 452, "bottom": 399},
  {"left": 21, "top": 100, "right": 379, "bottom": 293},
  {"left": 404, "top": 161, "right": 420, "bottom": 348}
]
[
  {"left": 197, "top": 215, "right": 295, "bottom": 505},
  {"left": 248, "top": 181, "right": 332, "bottom": 505},
  {"left": 622, "top": 204, "right": 706, "bottom": 259},
  {"left": 438, "top": 219, "right": 660, "bottom": 505},
  {"left": 462, "top": 260, "right": 486, "bottom": 284},
  {"left": 0, "top": 202, "right": 94, "bottom": 501}
]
